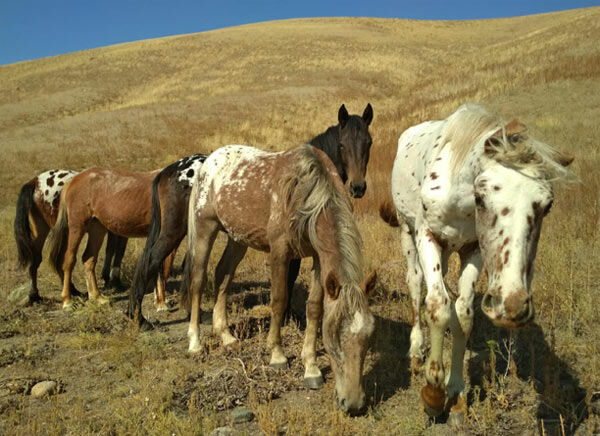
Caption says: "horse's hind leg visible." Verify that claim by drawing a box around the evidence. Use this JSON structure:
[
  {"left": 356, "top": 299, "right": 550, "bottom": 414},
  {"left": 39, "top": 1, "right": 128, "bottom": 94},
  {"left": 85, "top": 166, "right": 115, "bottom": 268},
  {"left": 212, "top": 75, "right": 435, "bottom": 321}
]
[
  {"left": 27, "top": 211, "right": 50, "bottom": 303},
  {"left": 82, "top": 220, "right": 109, "bottom": 304},
  {"left": 102, "top": 233, "right": 127, "bottom": 289},
  {"left": 101, "top": 232, "right": 116, "bottom": 285},
  {"left": 301, "top": 257, "right": 324, "bottom": 388},
  {"left": 401, "top": 222, "right": 425, "bottom": 368},
  {"left": 212, "top": 237, "right": 247, "bottom": 346},
  {"left": 154, "top": 247, "right": 177, "bottom": 312}
]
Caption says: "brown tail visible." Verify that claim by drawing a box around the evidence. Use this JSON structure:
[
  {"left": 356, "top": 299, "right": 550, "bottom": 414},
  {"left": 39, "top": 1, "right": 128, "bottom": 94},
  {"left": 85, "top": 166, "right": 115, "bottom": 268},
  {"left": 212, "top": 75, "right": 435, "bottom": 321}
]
[{"left": 379, "top": 200, "right": 399, "bottom": 227}]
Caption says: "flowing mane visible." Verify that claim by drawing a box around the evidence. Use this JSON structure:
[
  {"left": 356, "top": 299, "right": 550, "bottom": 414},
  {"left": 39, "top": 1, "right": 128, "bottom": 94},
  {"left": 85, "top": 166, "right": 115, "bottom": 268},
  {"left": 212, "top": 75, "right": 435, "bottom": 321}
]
[
  {"left": 281, "top": 145, "right": 367, "bottom": 317},
  {"left": 442, "top": 103, "right": 574, "bottom": 180}
]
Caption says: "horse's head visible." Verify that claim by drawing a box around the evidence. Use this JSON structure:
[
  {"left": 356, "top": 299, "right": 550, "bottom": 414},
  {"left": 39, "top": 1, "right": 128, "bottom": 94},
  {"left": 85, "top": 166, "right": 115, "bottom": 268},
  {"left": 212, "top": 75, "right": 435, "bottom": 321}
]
[
  {"left": 475, "top": 123, "right": 573, "bottom": 328},
  {"left": 322, "top": 270, "right": 376, "bottom": 415},
  {"left": 337, "top": 103, "right": 373, "bottom": 198}
]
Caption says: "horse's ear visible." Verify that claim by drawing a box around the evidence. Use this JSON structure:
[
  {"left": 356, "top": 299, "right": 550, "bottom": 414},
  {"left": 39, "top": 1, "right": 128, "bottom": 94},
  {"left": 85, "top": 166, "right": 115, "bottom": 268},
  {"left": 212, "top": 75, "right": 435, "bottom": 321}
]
[
  {"left": 361, "top": 270, "right": 377, "bottom": 298},
  {"left": 325, "top": 271, "right": 341, "bottom": 300},
  {"left": 551, "top": 150, "right": 574, "bottom": 167},
  {"left": 362, "top": 103, "right": 373, "bottom": 126},
  {"left": 505, "top": 119, "right": 527, "bottom": 136},
  {"left": 338, "top": 104, "right": 349, "bottom": 129}
]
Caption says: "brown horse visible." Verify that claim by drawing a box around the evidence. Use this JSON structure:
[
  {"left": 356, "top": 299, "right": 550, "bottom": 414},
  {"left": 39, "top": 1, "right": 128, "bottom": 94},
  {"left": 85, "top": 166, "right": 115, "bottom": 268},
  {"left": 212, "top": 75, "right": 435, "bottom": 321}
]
[
  {"left": 47, "top": 168, "right": 162, "bottom": 309},
  {"left": 14, "top": 169, "right": 127, "bottom": 304},
  {"left": 129, "top": 104, "right": 373, "bottom": 326},
  {"left": 182, "top": 144, "right": 377, "bottom": 415}
]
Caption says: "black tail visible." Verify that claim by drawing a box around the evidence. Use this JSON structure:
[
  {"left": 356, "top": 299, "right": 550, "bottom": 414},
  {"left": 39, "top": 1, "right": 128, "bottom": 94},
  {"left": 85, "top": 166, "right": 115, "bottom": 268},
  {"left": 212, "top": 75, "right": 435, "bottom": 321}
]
[
  {"left": 129, "top": 171, "right": 165, "bottom": 317},
  {"left": 14, "top": 182, "right": 36, "bottom": 269},
  {"left": 47, "top": 196, "right": 69, "bottom": 276}
]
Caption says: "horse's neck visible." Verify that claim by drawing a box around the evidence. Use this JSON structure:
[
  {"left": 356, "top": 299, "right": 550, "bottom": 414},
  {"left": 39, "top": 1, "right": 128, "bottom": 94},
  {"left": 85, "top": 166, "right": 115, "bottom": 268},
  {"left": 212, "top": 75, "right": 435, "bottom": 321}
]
[{"left": 309, "top": 126, "right": 345, "bottom": 180}]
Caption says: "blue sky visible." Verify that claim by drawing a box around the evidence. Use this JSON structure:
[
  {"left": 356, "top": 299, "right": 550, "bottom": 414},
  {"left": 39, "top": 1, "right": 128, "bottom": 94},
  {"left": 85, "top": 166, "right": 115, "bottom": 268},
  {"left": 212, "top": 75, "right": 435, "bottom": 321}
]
[{"left": 1, "top": 0, "right": 598, "bottom": 65}]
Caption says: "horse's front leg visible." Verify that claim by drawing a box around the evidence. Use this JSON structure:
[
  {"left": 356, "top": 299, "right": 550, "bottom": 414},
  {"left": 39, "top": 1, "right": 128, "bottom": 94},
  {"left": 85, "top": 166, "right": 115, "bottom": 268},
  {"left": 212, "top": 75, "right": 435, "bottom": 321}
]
[
  {"left": 267, "top": 242, "right": 290, "bottom": 369},
  {"left": 447, "top": 243, "right": 482, "bottom": 426},
  {"left": 416, "top": 225, "right": 452, "bottom": 417},
  {"left": 301, "top": 257, "right": 324, "bottom": 389}
]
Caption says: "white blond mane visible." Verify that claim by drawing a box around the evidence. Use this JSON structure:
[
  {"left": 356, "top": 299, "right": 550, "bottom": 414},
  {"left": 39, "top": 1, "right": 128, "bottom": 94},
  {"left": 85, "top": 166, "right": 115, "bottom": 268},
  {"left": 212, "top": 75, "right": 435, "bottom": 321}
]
[
  {"left": 442, "top": 103, "right": 573, "bottom": 181},
  {"left": 282, "top": 145, "right": 367, "bottom": 319}
]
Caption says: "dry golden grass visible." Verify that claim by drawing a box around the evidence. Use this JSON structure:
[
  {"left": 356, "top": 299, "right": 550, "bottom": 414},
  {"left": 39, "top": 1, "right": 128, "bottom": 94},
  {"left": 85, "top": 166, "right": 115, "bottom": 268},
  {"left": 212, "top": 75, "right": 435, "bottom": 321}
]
[{"left": 1, "top": 7, "right": 600, "bottom": 435}]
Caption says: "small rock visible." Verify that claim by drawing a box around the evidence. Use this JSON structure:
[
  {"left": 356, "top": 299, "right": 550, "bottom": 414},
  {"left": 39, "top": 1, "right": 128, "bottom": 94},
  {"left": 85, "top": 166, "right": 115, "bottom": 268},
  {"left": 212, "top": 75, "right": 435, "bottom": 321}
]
[
  {"left": 8, "top": 284, "right": 32, "bottom": 307},
  {"left": 210, "top": 427, "right": 233, "bottom": 436},
  {"left": 30, "top": 381, "right": 57, "bottom": 398},
  {"left": 231, "top": 407, "right": 254, "bottom": 424}
]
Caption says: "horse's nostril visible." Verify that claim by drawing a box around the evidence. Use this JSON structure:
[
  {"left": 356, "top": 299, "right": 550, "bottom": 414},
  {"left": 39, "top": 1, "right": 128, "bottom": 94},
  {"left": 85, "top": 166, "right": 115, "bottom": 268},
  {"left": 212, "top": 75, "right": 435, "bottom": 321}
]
[{"left": 339, "top": 397, "right": 348, "bottom": 411}]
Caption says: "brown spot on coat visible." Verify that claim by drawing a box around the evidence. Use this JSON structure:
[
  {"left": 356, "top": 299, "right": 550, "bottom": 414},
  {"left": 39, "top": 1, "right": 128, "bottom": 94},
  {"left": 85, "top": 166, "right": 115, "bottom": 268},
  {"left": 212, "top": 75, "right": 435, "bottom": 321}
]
[
  {"left": 501, "top": 207, "right": 510, "bottom": 216},
  {"left": 491, "top": 215, "right": 497, "bottom": 227},
  {"left": 431, "top": 186, "right": 441, "bottom": 190},
  {"left": 430, "top": 172, "right": 438, "bottom": 180},
  {"left": 47, "top": 176, "right": 54, "bottom": 187},
  {"left": 504, "top": 250, "right": 510, "bottom": 264}
]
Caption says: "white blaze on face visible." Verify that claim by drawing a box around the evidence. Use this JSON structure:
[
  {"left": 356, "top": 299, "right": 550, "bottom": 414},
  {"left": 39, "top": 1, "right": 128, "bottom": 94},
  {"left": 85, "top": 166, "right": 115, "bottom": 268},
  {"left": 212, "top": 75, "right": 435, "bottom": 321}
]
[{"left": 350, "top": 311, "right": 365, "bottom": 334}]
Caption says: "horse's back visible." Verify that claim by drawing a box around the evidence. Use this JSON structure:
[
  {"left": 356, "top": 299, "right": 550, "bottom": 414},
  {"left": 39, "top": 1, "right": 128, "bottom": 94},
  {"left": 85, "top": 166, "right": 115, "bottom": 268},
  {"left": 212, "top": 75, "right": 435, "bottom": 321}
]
[
  {"left": 66, "top": 167, "right": 159, "bottom": 237},
  {"left": 392, "top": 120, "right": 445, "bottom": 227},
  {"left": 193, "top": 145, "right": 294, "bottom": 250}
]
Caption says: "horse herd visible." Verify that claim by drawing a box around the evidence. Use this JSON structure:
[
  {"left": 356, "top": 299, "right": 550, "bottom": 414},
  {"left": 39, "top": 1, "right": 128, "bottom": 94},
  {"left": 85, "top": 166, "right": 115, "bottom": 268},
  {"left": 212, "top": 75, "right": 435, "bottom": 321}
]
[{"left": 13, "top": 102, "right": 573, "bottom": 420}]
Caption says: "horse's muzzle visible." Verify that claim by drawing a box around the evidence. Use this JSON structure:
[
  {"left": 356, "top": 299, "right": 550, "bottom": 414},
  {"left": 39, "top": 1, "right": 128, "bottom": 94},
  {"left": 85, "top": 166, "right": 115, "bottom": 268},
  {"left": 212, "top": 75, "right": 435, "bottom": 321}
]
[
  {"left": 481, "top": 292, "right": 534, "bottom": 328},
  {"left": 349, "top": 181, "right": 366, "bottom": 198}
]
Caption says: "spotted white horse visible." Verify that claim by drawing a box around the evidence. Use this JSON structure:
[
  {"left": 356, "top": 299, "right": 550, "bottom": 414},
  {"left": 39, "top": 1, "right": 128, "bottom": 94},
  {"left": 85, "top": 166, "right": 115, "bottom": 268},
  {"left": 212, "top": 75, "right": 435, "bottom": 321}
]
[{"left": 380, "top": 103, "right": 573, "bottom": 422}]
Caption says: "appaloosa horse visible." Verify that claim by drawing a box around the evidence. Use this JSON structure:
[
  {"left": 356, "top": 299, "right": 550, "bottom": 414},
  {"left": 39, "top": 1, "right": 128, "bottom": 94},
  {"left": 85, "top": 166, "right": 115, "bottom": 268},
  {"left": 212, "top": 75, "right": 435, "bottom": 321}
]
[
  {"left": 380, "top": 103, "right": 573, "bottom": 423},
  {"left": 47, "top": 155, "right": 206, "bottom": 310},
  {"left": 14, "top": 169, "right": 127, "bottom": 303},
  {"left": 129, "top": 104, "right": 373, "bottom": 326},
  {"left": 182, "top": 144, "right": 376, "bottom": 415}
]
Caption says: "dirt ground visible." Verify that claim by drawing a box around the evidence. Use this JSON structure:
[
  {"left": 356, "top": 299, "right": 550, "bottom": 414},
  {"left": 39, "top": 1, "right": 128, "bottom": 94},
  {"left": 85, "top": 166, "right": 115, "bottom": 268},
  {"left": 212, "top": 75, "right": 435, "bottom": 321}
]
[{"left": 1, "top": 249, "right": 598, "bottom": 435}]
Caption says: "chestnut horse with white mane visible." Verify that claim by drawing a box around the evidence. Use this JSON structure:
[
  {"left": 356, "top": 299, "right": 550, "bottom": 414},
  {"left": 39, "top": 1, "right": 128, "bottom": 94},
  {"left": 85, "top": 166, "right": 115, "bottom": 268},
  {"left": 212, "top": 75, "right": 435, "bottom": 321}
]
[
  {"left": 182, "top": 144, "right": 376, "bottom": 415},
  {"left": 380, "top": 103, "right": 573, "bottom": 424}
]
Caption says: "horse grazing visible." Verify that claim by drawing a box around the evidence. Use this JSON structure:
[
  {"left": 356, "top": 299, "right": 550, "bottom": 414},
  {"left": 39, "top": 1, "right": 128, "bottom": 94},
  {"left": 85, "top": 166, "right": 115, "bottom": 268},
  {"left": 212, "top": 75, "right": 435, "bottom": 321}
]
[
  {"left": 380, "top": 103, "right": 573, "bottom": 423},
  {"left": 14, "top": 169, "right": 127, "bottom": 304},
  {"left": 129, "top": 104, "right": 373, "bottom": 326},
  {"left": 183, "top": 144, "right": 377, "bottom": 415}
]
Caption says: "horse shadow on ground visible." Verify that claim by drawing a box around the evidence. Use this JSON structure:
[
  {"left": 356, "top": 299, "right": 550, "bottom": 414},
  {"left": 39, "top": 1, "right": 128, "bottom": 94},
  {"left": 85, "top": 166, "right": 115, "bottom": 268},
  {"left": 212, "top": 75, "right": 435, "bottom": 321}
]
[
  {"left": 468, "top": 294, "right": 589, "bottom": 435},
  {"left": 363, "top": 314, "right": 413, "bottom": 406}
]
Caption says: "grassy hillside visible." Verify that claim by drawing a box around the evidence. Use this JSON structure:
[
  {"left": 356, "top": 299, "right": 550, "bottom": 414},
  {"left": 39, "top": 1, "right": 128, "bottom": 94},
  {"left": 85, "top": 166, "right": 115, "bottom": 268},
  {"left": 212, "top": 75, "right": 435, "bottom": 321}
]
[{"left": 1, "top": 7, "right": 599, "bottom": 435}]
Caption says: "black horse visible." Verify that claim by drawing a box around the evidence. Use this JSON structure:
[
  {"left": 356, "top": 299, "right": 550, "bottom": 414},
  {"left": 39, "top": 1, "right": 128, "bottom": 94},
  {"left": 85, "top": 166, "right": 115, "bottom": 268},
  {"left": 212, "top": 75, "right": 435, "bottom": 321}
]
[{"left": 128, "top": 103, "right": 373, "bottom": 327}]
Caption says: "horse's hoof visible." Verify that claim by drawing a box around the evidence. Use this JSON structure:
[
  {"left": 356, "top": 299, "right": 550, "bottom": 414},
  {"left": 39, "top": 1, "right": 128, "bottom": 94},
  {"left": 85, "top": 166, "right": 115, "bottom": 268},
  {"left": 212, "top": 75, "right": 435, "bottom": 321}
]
[
  {"left": 269, "top": 361, "right": 287, "bottom": 370},
  {"left": 27, "top": 293, "right": 43, "bottom": 305},
  {"left": 155, "top": 304, "right": 168, "bottom": 313},
  {"left": 304, "top": 375, "right": 324, "bottom": 390},
  {"left": 421, "top": 384, "right": 446, "bottom": 417},
  {"left": 62, "top": 301, "right": 73, "bottom": 310},
  {"left": 449, "top": 410, "right": 465, "bottom": 428}
]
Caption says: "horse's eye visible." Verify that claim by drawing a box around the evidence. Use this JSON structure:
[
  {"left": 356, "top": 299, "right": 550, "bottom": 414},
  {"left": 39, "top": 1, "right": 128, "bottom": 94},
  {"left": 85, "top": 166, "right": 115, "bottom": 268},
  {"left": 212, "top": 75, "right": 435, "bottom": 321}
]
[
  {"left": 474, "top": 194, "right": 485, "bottom": 208},
  {"left": 543, "top": 200, "right": 553, "bottom": 216},
  {"left": 509, "top": 134, "right": 521, "bottom": 143}
]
